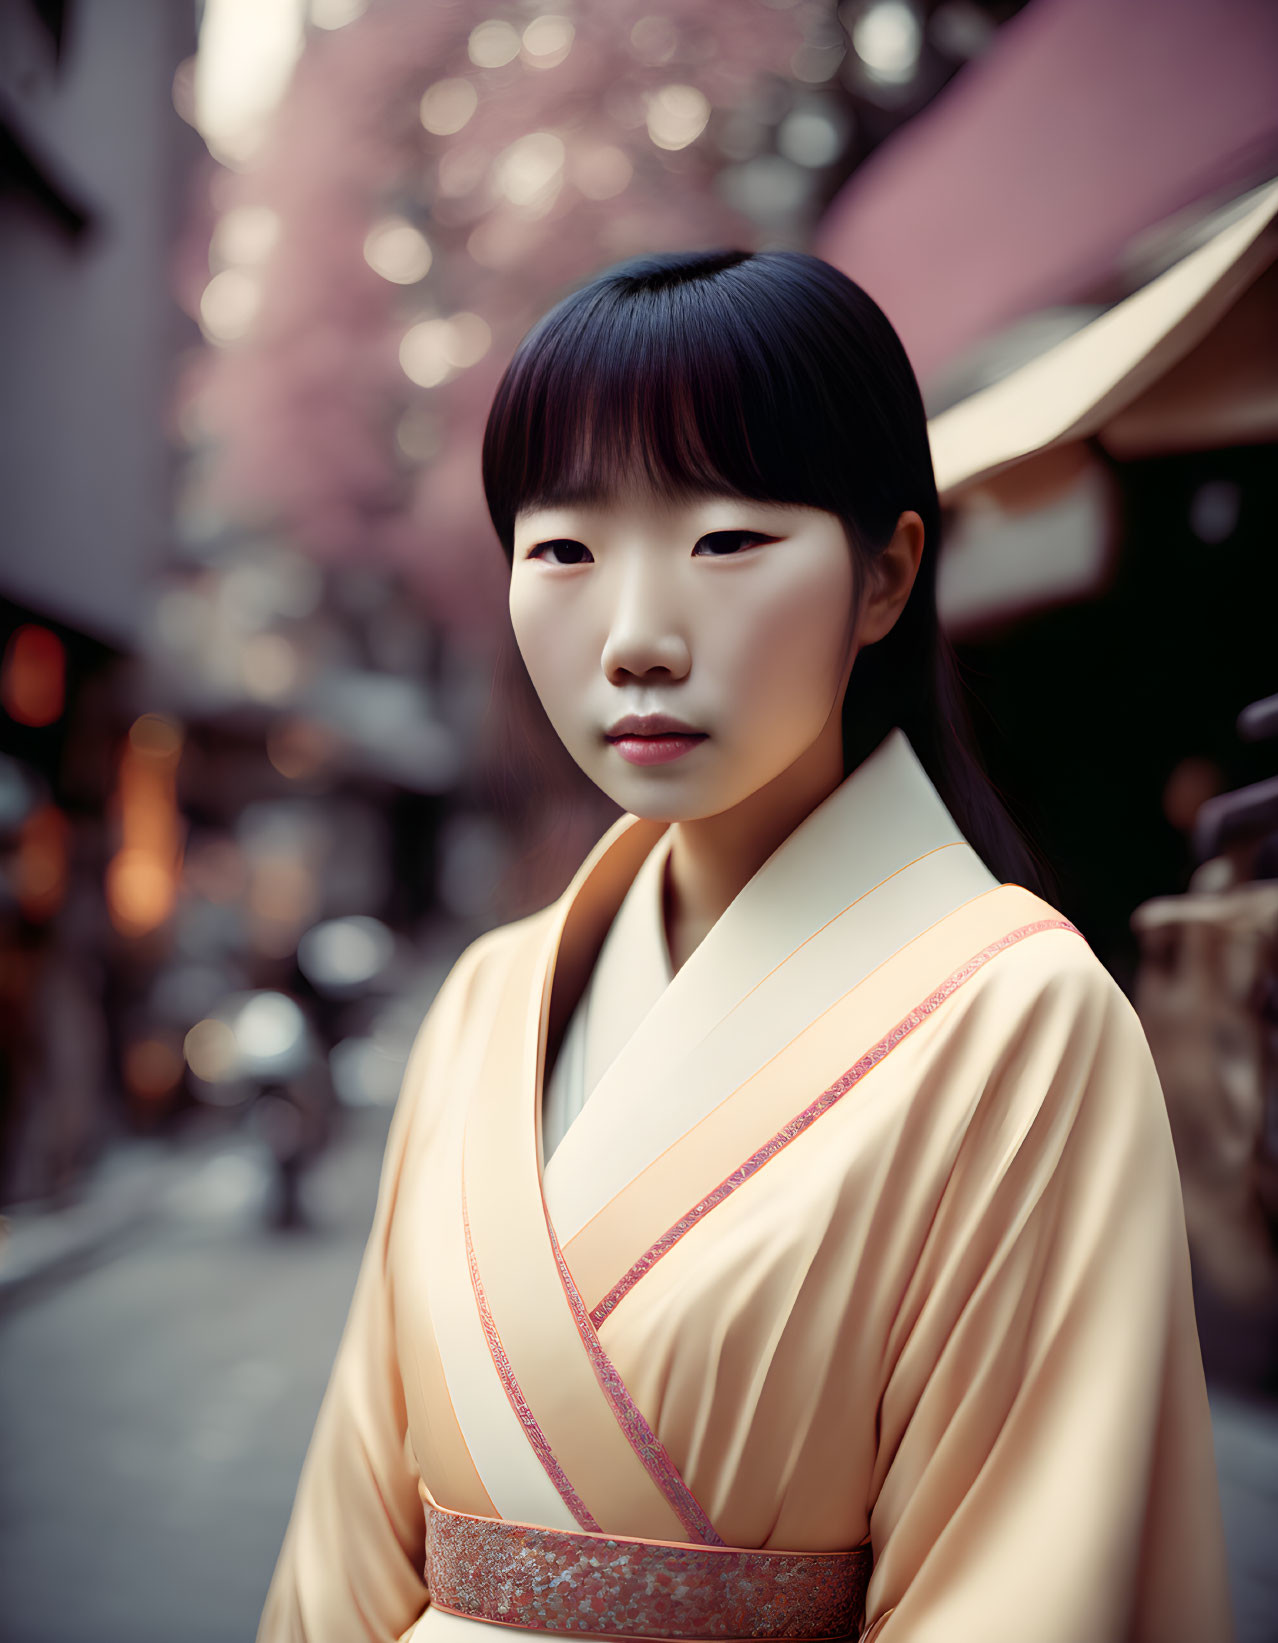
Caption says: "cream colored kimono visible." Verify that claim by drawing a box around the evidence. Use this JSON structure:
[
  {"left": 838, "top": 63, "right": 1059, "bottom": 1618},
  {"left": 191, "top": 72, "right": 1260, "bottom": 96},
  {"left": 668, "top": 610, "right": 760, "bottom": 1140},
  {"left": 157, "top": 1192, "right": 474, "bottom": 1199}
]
[{"left": 258, "top": 727, "right": 1234, "bottom": 1643}]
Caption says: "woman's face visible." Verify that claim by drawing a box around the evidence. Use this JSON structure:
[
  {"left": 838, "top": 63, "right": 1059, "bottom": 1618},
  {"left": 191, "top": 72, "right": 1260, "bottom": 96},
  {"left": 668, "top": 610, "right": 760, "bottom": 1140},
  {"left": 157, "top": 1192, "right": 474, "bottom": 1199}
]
[{"left": 508, "top": 487, "right": 863, "bottom": 823}]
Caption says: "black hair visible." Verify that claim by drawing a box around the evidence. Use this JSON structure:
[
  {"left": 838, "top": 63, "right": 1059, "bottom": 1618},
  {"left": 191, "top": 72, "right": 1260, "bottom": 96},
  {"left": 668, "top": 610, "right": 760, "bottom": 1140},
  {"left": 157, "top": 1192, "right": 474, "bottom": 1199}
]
[{"left": 482, "top": 247, "right": 1054, "bottom": 899}]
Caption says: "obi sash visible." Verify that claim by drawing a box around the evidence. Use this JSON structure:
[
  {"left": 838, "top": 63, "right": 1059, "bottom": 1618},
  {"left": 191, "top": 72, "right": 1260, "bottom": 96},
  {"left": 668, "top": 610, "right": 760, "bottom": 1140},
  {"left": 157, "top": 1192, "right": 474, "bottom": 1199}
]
[{"left": 424, "top": 1494, "right": 872, "bottom": 1641}]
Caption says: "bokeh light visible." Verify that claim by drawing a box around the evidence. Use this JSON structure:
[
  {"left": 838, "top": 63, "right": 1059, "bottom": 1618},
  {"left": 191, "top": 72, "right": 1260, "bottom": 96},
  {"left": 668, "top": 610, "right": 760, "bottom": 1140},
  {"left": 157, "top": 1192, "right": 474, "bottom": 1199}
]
[
  {"left": 210, "top": 204, "right": 281, "bottom": 268},
  {"left": 235, "top": 991, "right": 306, "bottom": 1062},
  {"left": 240, "top": 633, "right": 301, "bottom": 702},
  {"left": 194, "top": 0, "right": 305, "bottom": 167},
  {"left": 1, "top": 624, "right": 65, "bottom": 728},
  {"left": 645, "top": 84, "right": 711, "bottom": 152},
  {"left": 420, "top": 77, "right": 479, "bottom": 136},
  {"left": 491, "top": 131, "right": 565, "bottom": 207},
  {"left": 468, "top": 18, "right": 521, "bottom": 69},
  {"left": 184, "top": 1016, "right": 241, "bottom": 1084},
  {"left": 522, "top": 15, "right": 574, "bottom": 68},
  {"left": 398, "top": 312, "right": 492, "bottom": 387},
  {"left": 298, "top": 915, "right": 395, "bottom": 991},
  {"left": 199, "top": 268, "right": 261, "bottom": 344},
  {"left": 778, "top": 105, "right": 847, "bottom": 168},
  {"left": 363, "top": 217, "right": 433, "bottom": 284},
  {"left": 108, "top": 848, "right": 180, "bottom": 938},
  {"left": 106, "top": 715, "right": 184, "bottom": 938},
  {"left": 847, "top": 0, "right": 923, "bottom": 85}
]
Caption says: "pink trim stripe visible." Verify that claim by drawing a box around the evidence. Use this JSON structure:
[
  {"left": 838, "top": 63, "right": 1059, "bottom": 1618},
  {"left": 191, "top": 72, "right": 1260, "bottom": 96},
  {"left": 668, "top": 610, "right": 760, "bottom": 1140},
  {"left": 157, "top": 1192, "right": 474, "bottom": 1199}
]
[
  {"left": 589, "top": 917, "right": 1081, "bottom": 1329},
  {"left": 544, "top": 1213, "right": 726, "bottom": 1546},
  {"left": 461, "top": 1172, "right": 602, "bottom": 1533}
]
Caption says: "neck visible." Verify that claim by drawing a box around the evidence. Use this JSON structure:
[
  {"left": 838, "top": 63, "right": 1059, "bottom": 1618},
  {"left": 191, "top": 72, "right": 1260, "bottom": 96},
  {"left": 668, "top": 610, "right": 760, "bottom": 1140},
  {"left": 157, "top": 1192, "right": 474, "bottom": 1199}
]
[{"left": 662, "top": 717, "right": 846, "bottom": 974}]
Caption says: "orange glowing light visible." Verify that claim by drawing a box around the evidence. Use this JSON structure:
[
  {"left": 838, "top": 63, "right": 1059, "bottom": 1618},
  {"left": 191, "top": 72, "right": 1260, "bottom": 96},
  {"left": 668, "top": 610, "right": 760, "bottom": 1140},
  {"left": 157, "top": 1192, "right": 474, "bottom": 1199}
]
[
  {"left": 107, "top": 847, "right": 179, "bottom": 936},
  {"left": 2, "top": 624, "right": 66, "bottom": 727},
  {"left": 106, "top": 713, "right": 187, "bottom": 938}
]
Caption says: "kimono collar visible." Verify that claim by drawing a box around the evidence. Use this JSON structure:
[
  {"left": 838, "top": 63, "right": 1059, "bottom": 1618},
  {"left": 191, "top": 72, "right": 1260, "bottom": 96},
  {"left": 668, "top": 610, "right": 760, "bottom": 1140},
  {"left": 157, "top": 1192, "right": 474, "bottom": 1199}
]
[
  {"left": 539, "top": 726, "right": 999, "bottom": 1236},
  {"left": 542, "top": 729, "right": 972, "bottom": 1025},
  {"left": 556, "top": 724, "right": 973, "bottom": 966},
  {"left": 678, "top": 723, "right": 971, "bottom": 955}
]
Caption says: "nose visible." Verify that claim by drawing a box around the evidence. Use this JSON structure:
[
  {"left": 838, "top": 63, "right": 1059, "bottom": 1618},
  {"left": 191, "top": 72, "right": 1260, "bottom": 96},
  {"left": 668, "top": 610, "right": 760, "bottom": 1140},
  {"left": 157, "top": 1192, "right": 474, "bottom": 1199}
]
[{"left": 599, "top": 561, "right": 691, "bottom": 684}]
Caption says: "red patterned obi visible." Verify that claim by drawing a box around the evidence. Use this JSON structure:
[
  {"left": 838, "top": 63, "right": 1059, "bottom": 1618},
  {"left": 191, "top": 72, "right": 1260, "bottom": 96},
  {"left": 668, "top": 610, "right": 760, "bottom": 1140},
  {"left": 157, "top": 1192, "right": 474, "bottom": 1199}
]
[{"left": 424, "top": 1500, "right": 872, "bottom": 1640}]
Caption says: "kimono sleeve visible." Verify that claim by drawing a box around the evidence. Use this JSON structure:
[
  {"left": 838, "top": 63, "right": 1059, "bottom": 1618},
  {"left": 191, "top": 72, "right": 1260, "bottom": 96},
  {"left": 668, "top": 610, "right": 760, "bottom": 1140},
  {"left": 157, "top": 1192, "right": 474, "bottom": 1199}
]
[
  {"left": 256, "top": 999, "right": 442, "bottom": 1643},
  {"left": 862, "top": 944, "right": 1235, "bottom": 1643}
]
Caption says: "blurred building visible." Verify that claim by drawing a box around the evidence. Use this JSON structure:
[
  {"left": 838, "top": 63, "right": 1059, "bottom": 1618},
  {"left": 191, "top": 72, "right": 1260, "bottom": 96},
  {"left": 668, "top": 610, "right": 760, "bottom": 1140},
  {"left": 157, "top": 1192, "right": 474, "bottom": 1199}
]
[
  {"left": 817, "top": 0, "right": 1278, "bottom": 981},
  {"left": 0, "top": 0, "right": 200, "bottom": 647},
  {"left": 0, "top": 0, "right": 201, "bottom": 1200}
]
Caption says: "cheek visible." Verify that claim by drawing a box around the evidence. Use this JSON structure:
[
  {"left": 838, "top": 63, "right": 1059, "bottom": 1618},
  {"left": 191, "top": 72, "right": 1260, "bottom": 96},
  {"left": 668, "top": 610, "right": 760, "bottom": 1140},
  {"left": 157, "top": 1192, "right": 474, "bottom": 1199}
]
[
  {"left": 707, "top": 562, "right": 855, "bottom": 730},
  {"left": 510, "top": 593, "right": 592, "bottom": 733}
]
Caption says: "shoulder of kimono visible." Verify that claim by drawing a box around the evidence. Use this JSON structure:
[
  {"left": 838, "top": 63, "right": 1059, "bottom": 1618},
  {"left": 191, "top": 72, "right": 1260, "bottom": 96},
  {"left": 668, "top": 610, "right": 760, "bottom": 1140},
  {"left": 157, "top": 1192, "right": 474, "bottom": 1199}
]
[
  {"left": 963, "top": 899, "right": 1135, "bottom": 1038},
  {"left": 958, "top": 881, "right": 1118, "bottom": 1011},
  {"left": 944, "top": 905, "right": 1158, "bottom": 1160},
  {"left": 450, "top": 903, "right": 559, "bottom": 994},
  {"left": 404, "top": 904, "right": 558, "bottom": 1056}
]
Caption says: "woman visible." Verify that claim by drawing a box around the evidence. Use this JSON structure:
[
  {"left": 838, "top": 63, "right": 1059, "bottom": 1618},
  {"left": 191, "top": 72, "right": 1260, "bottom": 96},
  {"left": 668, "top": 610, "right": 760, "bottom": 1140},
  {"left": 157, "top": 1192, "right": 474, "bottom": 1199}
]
[{"left": 258, "top": 250, "right": 1233, "bottom": 1642}]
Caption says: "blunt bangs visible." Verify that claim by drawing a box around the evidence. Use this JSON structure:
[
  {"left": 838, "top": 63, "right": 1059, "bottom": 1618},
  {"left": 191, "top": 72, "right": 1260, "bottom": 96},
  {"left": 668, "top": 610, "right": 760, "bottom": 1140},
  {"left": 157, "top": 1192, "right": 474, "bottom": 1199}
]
[{"left": 481, "top": 250, "right": 913, "bottom": 559}]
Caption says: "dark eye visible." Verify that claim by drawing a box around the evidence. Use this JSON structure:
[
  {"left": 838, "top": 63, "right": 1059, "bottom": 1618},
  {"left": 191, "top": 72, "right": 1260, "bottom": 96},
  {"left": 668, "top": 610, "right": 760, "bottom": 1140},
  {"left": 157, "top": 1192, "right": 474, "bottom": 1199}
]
[
  {"left": 527, "top": 539, "right": 593, "bottom": 565},
  {"left": 692, "top": 531, "right": 771, "bottom": 557}
]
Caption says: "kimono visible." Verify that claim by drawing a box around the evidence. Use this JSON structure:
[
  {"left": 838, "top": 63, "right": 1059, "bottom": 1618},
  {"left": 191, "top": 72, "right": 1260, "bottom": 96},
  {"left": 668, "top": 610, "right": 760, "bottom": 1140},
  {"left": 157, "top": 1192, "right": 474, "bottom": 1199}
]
[{"left": 258, "top": 726, "right": 1234, "bottom": 1643}]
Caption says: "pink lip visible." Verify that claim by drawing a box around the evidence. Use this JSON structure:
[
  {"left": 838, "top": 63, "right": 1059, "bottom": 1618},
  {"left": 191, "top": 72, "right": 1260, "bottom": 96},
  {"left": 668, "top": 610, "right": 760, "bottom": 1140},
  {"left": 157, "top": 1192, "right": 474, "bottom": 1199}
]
[
  {"left": 604, "top": 713, "right": 708, "bottom": 766},
  {"left": 609, "top": 734, "right": 707, "bottom": 766}
]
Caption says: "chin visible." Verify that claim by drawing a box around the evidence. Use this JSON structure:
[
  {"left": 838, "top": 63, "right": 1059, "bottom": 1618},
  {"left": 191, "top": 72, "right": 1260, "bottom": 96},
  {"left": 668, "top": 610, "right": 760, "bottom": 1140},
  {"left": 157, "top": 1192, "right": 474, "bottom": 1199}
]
[{"left": 592, "top": 773, "right": 749, "bottom": 825}]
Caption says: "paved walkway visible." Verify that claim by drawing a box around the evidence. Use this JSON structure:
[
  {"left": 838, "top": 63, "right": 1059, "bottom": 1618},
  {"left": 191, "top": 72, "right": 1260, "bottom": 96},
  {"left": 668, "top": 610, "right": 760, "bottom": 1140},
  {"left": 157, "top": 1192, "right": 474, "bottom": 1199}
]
[
  {"left": 1211, "top": 1384, "right": 1278, "bottom": 1643},
  {"left": 0, "top": 1111, "right": 389, "bottom": 1643}
]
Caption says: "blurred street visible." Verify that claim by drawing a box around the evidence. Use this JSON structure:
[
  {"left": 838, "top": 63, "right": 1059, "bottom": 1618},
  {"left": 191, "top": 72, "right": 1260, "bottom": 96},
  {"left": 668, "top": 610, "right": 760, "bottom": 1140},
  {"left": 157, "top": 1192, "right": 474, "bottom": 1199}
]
[{"left": 0, "top": 1109, "right": 390, "bottom": 1643}]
